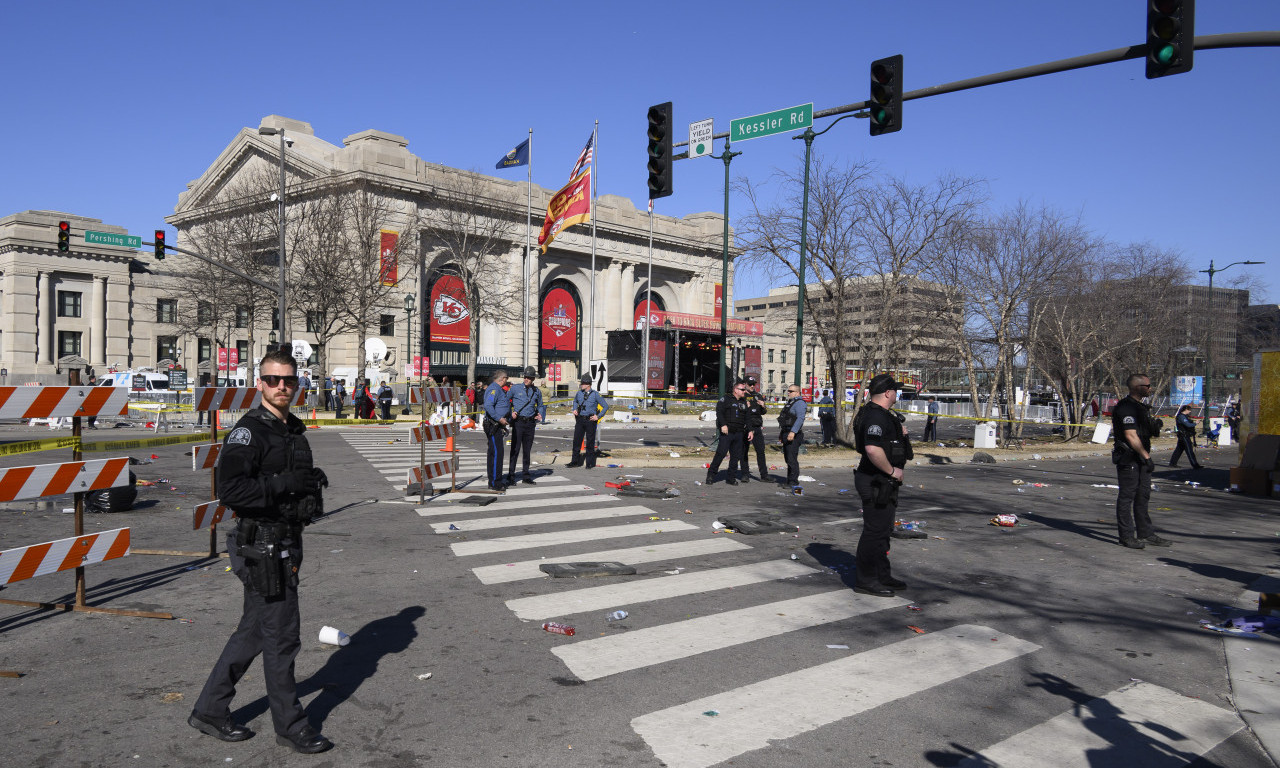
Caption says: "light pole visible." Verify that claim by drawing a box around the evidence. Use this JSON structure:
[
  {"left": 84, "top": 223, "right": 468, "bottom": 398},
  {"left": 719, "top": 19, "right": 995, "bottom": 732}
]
[
  {"left": 402, "top": 293, "right": 415, "bottom": 414},
  {"left": 808, "top": 338, "right": 817, "bottom": 398},
  {"left": 709, "top": 141, "right": 741, "bottom": 399},
  {"left": 664, "top": 318, "right": 680, "bottom": 398},
  {"left": 257, "top": 126, "right": 289, "bottom": 348},
  {"left": 1200, "top": 259, "right": 1264, "bottom": 412}
]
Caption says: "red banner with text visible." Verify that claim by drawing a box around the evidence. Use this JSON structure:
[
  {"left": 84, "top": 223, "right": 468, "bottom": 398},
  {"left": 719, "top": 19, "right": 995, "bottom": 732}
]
[
  {"left": 430, "top": 275, "right": 471, "bottom": 345},
  {"left": 634, "top": 299, "right": 662, "bottom": 330},
  {"left": 714, "top": 284, "right": 723, "bottom": 319},
  {"left": 379, "top": 230, "right": 398, "bottom": 286},
  {"left": 646, "top": 338, "right": 667, "bottom": 391},
  {"left": 744, "top": 347, "right": 761, "bottom": 380},
  {"left": 541, "top": 287, "right": 580, "bottom": 353}
]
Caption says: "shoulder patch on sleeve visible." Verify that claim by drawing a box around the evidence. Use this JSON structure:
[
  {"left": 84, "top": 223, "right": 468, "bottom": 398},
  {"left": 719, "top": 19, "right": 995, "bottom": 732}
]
[
  {"left": 228, "top": 427, "right": 252, "bottom": 445},
  {"left": 867, "top": 424, "right": 883, "bottom": 437},
  {"left": 1122, "top": 416, "right": 1136, "bottom": 425}
]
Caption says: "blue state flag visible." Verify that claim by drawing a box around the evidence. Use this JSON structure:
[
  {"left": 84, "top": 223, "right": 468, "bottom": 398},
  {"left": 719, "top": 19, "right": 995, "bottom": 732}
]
[{"left": 495, "top": 138, "right": 530, "bottom": 169}]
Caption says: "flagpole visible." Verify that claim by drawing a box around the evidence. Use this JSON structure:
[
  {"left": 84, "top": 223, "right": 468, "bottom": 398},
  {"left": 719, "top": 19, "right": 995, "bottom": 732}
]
[
  {"left": 588, "top": 120, "right": 598, "bottom": 374},
  {"left": 524, "top": 127, "right": 533, "bottom": 369},
  {"left": 642, "top": 200, "right": 654, "bottom": 411}
]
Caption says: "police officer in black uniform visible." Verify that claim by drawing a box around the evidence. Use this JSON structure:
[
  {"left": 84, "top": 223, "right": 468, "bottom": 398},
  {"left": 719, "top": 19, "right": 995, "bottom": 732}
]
[
  {"left": 190, "top": 349, "right": 333, "bottom": 754},
  {"left": 706, "top": 379, "right": 752, "bottom": 485},
  {"left": 852, "top": 373, "right": 912, "bottom": 597},
  {"left": 1111, "top": 373, "right": 1173, "bottom": 549},
  {"left": 507, "top": 366, "right": 544, "bottom": 485},
  {"left": 743, "top": 376, "right": 770, "bottom": 481}
]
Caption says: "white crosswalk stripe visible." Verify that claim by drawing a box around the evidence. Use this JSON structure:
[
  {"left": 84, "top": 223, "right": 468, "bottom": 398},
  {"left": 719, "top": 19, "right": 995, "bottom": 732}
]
[
  {"left": 506, "top": 560, "right": 814, "bottom": 620},
  {"left": 470, "top": 538, "right": 751, "bottom": 585},
  {"left": 956, "top": 681, "right": 1242, "bottom": 767},
  {"left": 631, "top": 625, "right": 1040, "bottom": 768},
  {"left": 417, "top": 494, "right": 619, "bottom": 518},
  {"left": 429, "top": 504, "right": 668, "bottom": 534},
  {"left": 450, "top": 520, "right": 699, "bottom": 557},
  {"left": 554, "top": 589, "right": 907, "bottom": 681},
  {"left": 433, "top": 483, "right": 599, "bottom": 500}
]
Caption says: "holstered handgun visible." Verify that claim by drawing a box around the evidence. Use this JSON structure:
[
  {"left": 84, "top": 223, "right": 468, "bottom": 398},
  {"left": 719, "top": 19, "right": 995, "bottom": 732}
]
[
  {"left": 234, "top": 524, "right": 284, "bottom": 598},
  {"left": 869, "top": 475, "right": 902, "bottom": 507}
]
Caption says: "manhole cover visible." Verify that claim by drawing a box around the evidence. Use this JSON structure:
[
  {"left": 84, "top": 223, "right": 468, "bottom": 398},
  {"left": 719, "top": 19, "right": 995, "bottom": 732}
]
[
  {"left": 539, "top": 562, "right": 638, "bottom": 578},
  {"left": 716, "top": 516, "right": 798, "bottom": 535}
]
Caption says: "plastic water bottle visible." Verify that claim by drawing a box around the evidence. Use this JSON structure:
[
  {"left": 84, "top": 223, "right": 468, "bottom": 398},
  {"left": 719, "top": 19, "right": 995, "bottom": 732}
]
[
  {"left": 606, "top": 610, "right": 628, "bottom": 622},
  {"left": 542, "top": 622, "right": 575, "bottom": 636}
]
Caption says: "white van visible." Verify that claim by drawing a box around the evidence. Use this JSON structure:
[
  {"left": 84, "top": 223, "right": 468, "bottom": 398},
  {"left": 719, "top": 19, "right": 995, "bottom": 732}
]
[{"left": 98, "top": 371, "right": 172, "bottom": 393}]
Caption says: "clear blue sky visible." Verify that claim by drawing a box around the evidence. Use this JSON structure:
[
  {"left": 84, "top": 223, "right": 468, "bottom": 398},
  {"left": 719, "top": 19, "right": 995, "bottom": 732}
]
[{"left": 6, "top": 1, "right": 1278, "bottom": 304}]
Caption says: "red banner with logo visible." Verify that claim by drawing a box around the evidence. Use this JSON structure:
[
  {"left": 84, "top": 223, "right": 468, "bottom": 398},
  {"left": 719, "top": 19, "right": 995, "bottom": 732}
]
[
  {"left": 648, "top": 310, "right": 763, "bottom": 337},
  {"left": 634, "top": 299, "right": 662, "bottom": 330},
  {"left": 430, "top": 275, "right": 470, "bottom": 345},
  {"left": 404, "top": 355, "right": 429, "bottom": 378},
  {"left": 538, "top": 169, "right": 591, "bottom": 253},
  {"left": 217, "top": 348, "right": 239, "bottom": 368},
  {"left": 379, "top": 231, "right": 398, "bottom": 286},
  {"left": 714, "top": 284, "right": 723, "bottom": 319},
  {"left": 744, "top": 347, "right": 761, "bottom": 380},
  {"left": 646, "top": 338, "right": 667, "bottom": 391},
  {"left": 541, "top": 287, "right": 579, "bottom": 352}
]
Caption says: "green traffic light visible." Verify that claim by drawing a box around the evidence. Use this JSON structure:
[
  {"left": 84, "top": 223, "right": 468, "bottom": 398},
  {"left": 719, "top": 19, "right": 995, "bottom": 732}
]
[
  {"left": 1154, "top": 44, "right": 1175, "bottom": 64},
  {"left": 871, "top": 107, "right": 887, "bottom": 125}
]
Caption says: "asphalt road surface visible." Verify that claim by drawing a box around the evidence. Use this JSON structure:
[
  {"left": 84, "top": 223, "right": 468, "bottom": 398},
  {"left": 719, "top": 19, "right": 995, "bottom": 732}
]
[{"left": 0, "top": 421, "right": 1275, "bottom": 767}]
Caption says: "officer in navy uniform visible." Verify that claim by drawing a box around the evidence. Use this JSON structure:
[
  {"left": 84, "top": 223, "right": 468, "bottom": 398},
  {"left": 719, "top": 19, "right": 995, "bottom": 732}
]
[
  {"left": 482, "top": 370, "right": 511, "bottom": 490},
  {"left": 190, "top": 349, "right": 333, "bottom": 754},
  {"left": 779, "top": 384, "right": 808, "bottom": 487},
  {"left": 851, "top": 373, "right": 914, "bottom": 596},
  {"left": 376, "top": 381, "right": 394, "bottom": 420},
  {"left": 817, "top": 390, "right": 836, "bottom": 445},
  {"left": 706, "top": 379, "right": 752, "bottom": 485},
  {"left": 507, "top": 366, "right": 544, "bottom": 485},
  {"left": 743, "top": 376, "right": 770, "bottom": 481},
  {"left": 1111, "top": 373, "right": 1172, "bottom": 549},
  {"left": 567, "top": 375, "right": 608, "bottom": 468}
]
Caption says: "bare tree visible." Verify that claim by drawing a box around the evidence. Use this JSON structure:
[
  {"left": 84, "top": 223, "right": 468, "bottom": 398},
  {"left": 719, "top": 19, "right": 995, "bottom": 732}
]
[{"left": 420, "top": 170, "right": 520, "bottom": 385}]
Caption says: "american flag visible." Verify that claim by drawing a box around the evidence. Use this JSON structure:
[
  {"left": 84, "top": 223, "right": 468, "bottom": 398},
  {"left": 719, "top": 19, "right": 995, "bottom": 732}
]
[{"left": 569, "top": 133, "right": 594, "bottom": 179}]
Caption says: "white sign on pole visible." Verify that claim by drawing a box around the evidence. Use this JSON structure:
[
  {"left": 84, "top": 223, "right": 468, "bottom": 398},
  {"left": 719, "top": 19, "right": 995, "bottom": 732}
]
[
  {"left": 590, "top": 359, "right": 608, "bottom": 393},
  {"left": 688, "top": 118, "right": 714, "bottom": 158}
]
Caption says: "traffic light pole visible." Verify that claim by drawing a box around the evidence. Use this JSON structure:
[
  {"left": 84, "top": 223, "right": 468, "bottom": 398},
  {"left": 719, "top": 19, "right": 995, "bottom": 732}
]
[
  {"left": 710, "top": 142, "right": 741, "bottom": 399},
  {"left": 143, "top": 238, "right": 280, "bottom": 294},
  {"left": 674, "top": 32, "right": 1280, "bottom": 156}
]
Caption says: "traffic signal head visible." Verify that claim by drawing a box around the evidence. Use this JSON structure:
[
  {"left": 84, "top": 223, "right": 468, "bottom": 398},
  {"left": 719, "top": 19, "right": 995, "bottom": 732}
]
[
  {"left": 57, "top": 220, "right": 70, "bottom": 252},
  {"left": 869, "top": 54, "right": 903, "bottom": 136},
  {"left": 154, "top": 230, "right": 166, "bottom": 260},
  {"left": 1146, "top": 0, "right": 1194, "bottom": 79},
  {"left": 646, "top": 101, "right": 673, "bottom": 200}
]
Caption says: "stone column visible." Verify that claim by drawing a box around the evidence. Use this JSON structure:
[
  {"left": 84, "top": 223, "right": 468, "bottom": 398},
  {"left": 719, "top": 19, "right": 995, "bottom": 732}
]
[
  {"left": 92, "top": 276, "right": 107, "bottom": 367},
  {"left": 620, "top": 263, "right": 635, "bottom": 329},
  {"left": 603, "top": 262, "right": 622, "bottom": 333},
  {"left": 38, "top": 271, "right": 52, "bottom": 364}
]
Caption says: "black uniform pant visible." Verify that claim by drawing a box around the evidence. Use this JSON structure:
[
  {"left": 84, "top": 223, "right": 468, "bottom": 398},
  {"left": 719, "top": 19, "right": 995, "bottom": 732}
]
[
  {"left": 923, "top": 416, "right": 938, "bottom": 442},
  {"left": 854, "top": 470, "right": 897, "bottom": 587},
  {"left": 1169, "top": 431, "right": 1201, "bottom": 468},
  {"left": 485, "top": 421, "right": 506, "bottom": 486},
  {"left": 1115, "top": 461, "right": 1155, "bottom": 541},
  {"left": 334, "top": 397, "right": 344, "bottom": 419},
  {"left": 508, "top": 418, "right": 537, "bottom": 479},
  {"left": 379, "top": 399, "right": 392, "bottom": 420},
  {"left": 571, "top": 418, "right": 598, "bottom": 467},
  {"left": 195, "top": 532, "right": 307, "bottom": 737},
  {"left": 747, "top": 428, "right": 769, "bottom": 477},
  {"left": 782, "top": 429, "right": 803, "bottom": 484},
  {"left": 820, "top": 414, "right": 836, "bottom": 444},
  {"left": 709, "top": 430, "right": 746, "bottom": 479}
]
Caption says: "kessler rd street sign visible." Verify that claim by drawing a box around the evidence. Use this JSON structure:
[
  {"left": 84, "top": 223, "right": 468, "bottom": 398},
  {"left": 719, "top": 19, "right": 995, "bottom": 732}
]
[{"left": 729, "top": 103, "right": 812, "bottom": 142}]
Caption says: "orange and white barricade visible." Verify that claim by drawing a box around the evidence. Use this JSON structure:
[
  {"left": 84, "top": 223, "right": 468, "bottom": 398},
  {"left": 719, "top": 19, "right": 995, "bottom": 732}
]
[
  {"left": 411, "top": 422, "right": 457, "bottom": 444},
  {"left": 191, "top": 387, "right": 306, "bottom": 412},
  {"left": 191, "top": 443, "right": 221, "bottom": 471},
  {"left": 193, "top": 500, "right": 231, "bottom": 530},
  {"left": 0, "top": 457, "right": 131, "bottom": 503},
  {"left": 0, "top": 385, "right": 130, "bottom": 421},
  {"left": 409, "top": 386, "right": 460, "bottom": 405},
  {"left": 0, "top": 528, "right": 131, "bottom": 585},
  {"left": 408, "top": 458, "right": 456, "bottom": 485}
]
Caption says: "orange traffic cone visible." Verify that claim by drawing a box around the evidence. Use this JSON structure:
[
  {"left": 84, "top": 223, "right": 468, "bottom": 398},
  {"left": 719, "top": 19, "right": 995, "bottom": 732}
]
[{"left": 439, "top": 434, "right": 455, "bottom": 452}]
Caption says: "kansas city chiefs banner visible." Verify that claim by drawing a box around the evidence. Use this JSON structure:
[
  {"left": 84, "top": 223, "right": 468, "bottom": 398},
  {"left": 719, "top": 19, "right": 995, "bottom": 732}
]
[
  {"left": 379, "top": 230, "right": 398, "bottom": 286},
  {"left": 541, "top": 287, "right": 580, "bottom": 353},
  {"left": 430, "top": 275, "right": 470, "bottom": 346},
  {"left": 634, "top": 299, "right": 662, "bottom": 330},
  {"left": 538, "top": 169, "right": 591, "bottom": 253}
]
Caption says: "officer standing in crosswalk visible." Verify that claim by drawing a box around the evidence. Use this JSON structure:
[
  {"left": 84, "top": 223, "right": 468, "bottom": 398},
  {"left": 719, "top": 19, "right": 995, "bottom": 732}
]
[
  {"left": 743, "top": 376, "right": 770, "bottom": 481},
  {"left": 779, "top": 384, "right": 808, "bottom": 488},
  {"left": 482, "top": 370, "right": 510, "bottom": 490},
  {"left": 507, "top": 366, "right": 544, "bottom": 485},
  {"left": 567, "top": 375, "right": 608, "bottom": 468},
  {"left": 707, "top": 379, "right": 752, "bottom": 485},
  {"left": 851, "top": 373, "right": 911, "bottom": 597}
]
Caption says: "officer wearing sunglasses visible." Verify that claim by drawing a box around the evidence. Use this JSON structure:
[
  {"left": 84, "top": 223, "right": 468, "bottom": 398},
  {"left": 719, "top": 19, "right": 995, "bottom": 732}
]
[{"left": 191, "top": 348, "right": 333, "bottom": 754}]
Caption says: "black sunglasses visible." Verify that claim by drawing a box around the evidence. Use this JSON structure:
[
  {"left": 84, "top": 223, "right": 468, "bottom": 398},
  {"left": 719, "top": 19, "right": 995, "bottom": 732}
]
[{"left": 261, "top": 375, "right": 299, "bottom": 388}]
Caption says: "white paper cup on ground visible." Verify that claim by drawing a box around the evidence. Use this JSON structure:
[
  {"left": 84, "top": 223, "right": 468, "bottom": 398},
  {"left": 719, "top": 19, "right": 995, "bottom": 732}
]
[{"left": 318, "top": 625, "right": 350, "bottom": 646}]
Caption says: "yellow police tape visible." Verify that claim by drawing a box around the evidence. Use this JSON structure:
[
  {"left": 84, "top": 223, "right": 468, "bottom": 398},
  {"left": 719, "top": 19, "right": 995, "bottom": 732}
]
[
  {"left": 80, "top": 430, "right": 229, "bottom": 452},
  {"left": 0, "top": 436, "right": 82, "bottom": 457}
]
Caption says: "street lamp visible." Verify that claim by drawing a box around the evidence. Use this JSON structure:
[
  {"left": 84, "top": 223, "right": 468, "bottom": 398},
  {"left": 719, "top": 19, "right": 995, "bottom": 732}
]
[
  {"left": 402, "top": 293, "right": 415, "bottom": 414},
  {"left": 257, "top": 126, "right": 289, "bottom": 346},
  {"left": 1200, "top": 259, "right": 1265, "bottom": 412}
]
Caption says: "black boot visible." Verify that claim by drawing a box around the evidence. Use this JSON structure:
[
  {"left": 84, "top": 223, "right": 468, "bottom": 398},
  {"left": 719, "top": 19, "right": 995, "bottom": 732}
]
[{"left": 705, "top": 471, "right": 715, "bottom": 485}]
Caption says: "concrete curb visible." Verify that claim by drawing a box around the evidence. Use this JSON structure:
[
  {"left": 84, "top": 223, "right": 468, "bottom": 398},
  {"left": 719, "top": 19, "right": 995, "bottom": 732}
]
[{"left": 1227, "top": 573, "right": 1280, "bottom": 766}]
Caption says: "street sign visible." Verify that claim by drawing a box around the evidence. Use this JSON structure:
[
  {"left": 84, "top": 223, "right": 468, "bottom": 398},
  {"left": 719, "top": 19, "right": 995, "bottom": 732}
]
[
  {"left": 689, "top": 118, "right": 713, "bottom": 158},
  {"left": 590, "top": 359, "right": 608, "bottom": 393},
  {"left": 729, "top": 103, "right": 812, "bottom": 143},
  {"left": 84, "top": 230, "right": 142, "bottom": 249}
]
